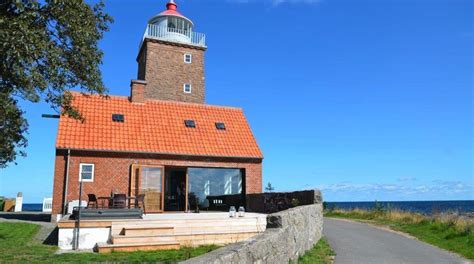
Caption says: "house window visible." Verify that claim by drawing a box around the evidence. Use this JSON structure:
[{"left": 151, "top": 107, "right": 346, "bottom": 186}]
[
  {"left": 112, "top": 114, "right": 125, "bottom": 122},
  {"left": 79, "top": 163, "right": 94, "bottom": 182},
  {"left": 215, "top": 122, "right": 226, "bottom": 130},
  {"left": 187, "top": 168, "right": 244, "bottom": 211},
  {"left": 184, "top": 54, "right": 192, "bottom": 63},
  {"left": 184, "top": 83, "right": 192, "bottom": 93},
  {"left": 184, "top": 119, "right": 196, "bottom": 128}
]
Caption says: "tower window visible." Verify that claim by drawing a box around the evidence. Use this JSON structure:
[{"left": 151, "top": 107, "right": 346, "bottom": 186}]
[
  {"left": 184, "top": 54, "right": 192, "bottom": 63},
  {"left": 184, "top": 83, "right": 192, "bottom": 93}
]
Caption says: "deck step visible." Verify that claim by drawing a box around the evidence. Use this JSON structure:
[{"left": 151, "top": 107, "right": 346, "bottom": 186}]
[
  {"left": 122, "top": 226, "right": 174, "bottom": 236},
  {"left": 97, "top": 241, "right": 180, "bottom": 253},
  {"left": 112, "top": 234, "right": 177, "bottom": 244}
]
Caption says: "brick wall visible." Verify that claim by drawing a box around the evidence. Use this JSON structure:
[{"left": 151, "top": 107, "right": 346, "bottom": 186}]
[
  {"left": 137, "top": 39, "right": 206, "bottom": 104},
  {"left": 51, "top": 150, "right": 262, "bottom": 217},
  {"left": 130, "top": 80, "right": 146, "bottom": 103}
]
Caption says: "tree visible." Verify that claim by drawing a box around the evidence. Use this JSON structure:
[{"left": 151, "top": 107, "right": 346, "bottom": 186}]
[
  {"left": 0, "top": 0, "right": 113, "bottom": 167},
  {"left": 265, "top": 182, "right": 275, "bottom": 192}
]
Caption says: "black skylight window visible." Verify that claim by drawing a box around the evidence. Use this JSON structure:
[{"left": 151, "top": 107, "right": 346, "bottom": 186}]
[
  {"left": 112, "top": 114, "right": 125, "bottom": 122},
  {"left": 184, "top": 119, "right": 196, "bottom": 128},
  {"left": 215, "top": 122, "right": 226, "bottom": 130}
]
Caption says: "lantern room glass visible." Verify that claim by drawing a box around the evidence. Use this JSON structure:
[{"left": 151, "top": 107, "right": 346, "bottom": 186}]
[{"left": 167, "top": 17, "right": 191, "bottom": 33}]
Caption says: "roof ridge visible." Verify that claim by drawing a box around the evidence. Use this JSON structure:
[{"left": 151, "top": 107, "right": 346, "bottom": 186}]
[
  {"left": 70, "top": 91, "right": 242, "bottom": 111},
  {"left": 145, "top": 98, "right": 242, "bottom": 111}
]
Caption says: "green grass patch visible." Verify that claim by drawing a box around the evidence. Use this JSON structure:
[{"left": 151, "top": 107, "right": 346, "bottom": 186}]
[
  {"left": 325, "top": 209, "right": 474, "bottom": 260},
  {"left": 297, "top": 237, "right": 335, "bottom": 264},
  {"left": 0, "top": 222, "right": 218, "bottom": 263}
]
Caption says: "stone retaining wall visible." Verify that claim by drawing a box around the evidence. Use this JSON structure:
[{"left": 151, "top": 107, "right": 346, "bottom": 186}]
[{"left": 182, "top": 189, "right": 323, "bottom": 264}]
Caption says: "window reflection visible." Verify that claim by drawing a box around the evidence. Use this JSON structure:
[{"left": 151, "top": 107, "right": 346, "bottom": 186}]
[{"left": 188, "top": 168, "right": 244, "bottom": 211}]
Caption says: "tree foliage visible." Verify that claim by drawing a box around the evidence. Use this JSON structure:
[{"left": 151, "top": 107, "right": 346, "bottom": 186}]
[
  {"left": 0, "top": 0, "right": 113, "bottom": 167},
  {"left": 265, "top": 182, "right": 275, "bottom": 192}
]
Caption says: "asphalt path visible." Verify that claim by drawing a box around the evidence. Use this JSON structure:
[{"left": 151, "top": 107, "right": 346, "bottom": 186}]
[{"left": 323, "top": 218, "right": 471, "bottom": 264}]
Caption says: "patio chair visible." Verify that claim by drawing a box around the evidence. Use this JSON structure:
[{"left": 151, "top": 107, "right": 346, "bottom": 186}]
[
  {"left": 112, "top": 194, "right": 127, "bottom": 209},
  {"left": 135, "top": 194, "right": 146, "bottom": 213},
  {"left": 87, "top": 194, "right": 98, "bottom": 209}
]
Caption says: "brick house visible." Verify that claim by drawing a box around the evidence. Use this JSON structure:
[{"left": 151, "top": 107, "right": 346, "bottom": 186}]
[{"left": 51, "top": 1, "right": 263, "bottom": 220}]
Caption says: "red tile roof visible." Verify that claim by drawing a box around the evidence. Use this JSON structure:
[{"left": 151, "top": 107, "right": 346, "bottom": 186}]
[{"left": 56, "top": 92, "right": 263, "bottom": 159}]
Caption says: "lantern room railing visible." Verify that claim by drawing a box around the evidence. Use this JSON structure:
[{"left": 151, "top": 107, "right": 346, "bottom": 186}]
[{"left": 140, "top": 24, "right": 206, "bottom": 48}]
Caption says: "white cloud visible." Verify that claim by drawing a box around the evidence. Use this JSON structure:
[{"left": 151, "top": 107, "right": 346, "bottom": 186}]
[{"left": 397, "top": 176, "right": 417, "bottom": 182}]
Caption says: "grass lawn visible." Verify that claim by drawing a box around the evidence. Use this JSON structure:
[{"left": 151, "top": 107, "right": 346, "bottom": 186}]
[
  {"left": 0, "top": 222, "right": 218, "bottom": 263},
  {"left": 325, "top": 209, "right": 474, "bottom": 260},
  {"left": 297, "top": 237, "right": 335, "bottom": 264}
]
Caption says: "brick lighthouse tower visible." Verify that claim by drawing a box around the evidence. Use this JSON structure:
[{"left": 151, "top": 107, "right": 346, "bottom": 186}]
[{"left": 132, "top": 0, "right": 206, "bottom": 104}]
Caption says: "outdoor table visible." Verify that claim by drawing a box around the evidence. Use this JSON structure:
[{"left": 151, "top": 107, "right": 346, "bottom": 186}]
[{"left": 97, "top": 196, "right": 111, "bottom": 208}]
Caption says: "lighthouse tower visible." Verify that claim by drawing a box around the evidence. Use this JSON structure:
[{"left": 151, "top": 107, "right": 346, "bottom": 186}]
[{"left": 132, "top": 0, "right": 206, "bottom": 104}]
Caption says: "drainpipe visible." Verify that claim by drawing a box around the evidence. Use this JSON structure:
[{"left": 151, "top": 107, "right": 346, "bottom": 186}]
[{"left": 62, "top": 149, "right": 71, "bottom": 215}]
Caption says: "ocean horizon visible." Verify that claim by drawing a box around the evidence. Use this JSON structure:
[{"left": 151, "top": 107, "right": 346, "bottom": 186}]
[
  {"left": 20, "top": 200, "right": 474, "bottom": 214},
  {"left": 325, "top": 200, "right": 474, "bottom": 215}
]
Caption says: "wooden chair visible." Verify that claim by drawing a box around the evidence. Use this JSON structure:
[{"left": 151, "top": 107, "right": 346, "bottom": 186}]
[
  {"left": 87, "top": 194, "right": 98, "bottom": 209},
  {"left": 135, "top": 194, "right": 146, "bottom": 213},
  {"left": 112, "top": 194, "right": 127, "bottom": 209}
]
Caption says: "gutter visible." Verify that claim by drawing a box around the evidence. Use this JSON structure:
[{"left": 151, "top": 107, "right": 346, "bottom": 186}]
[
  {"left": 62, "top": 149, "right": 71, "bottom": 215},
  {"left": 56, "top": 147, "right": 264, "bottom": 160}
]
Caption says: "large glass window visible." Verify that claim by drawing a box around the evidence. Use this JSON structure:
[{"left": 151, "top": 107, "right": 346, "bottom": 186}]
[{"left": 187, "top": 168, "right": 244, "bottom": 211}]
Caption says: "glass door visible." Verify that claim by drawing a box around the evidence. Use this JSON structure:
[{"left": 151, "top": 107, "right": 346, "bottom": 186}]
[
  {"left": 164, "top": 168, "right": 187, "bottom": 212},
  {"left": 131, "top": 165, "right": 164, "bottom": 213}
]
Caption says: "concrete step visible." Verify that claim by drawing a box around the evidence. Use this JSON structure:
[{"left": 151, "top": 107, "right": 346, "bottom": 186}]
[
  {"left": 122, "top": 226, "right": 174, "bottom": 236},
  {"left": 97, "top": 241, "right": 180, "bottom": 253}
]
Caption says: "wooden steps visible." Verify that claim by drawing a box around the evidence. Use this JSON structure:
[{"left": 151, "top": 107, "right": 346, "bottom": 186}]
[
  {"left": 122, "top": 226, "right": 174, "bottom": 236},
  {"left": 98, "top": 226, "right": 180, "bottom": 253},
  {"left": 97, "top": 241, "right": 180, "bottom": 253},
  {"left": 95, "top": 214, "right": 267, "bottom": 253},
  {"left": 112, "top": 234, "right": 177, "bottom": 244}
]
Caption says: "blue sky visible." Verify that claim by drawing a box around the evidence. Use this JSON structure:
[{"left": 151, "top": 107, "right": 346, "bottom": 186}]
[{"left": 1, "top": 0, "right": 472, "bottom": 202}]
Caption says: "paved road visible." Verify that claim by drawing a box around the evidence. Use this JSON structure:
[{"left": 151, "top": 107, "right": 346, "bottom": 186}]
[{"left": 323, "top": 218, "right": 471, "bottom": 264}]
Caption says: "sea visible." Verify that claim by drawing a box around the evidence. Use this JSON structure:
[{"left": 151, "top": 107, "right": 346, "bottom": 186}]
[
  {"left": 325, "top": 200, "right": 474, "bottom": 215},
  {"left": 22, "top": 200, "right": 474, "bottom": 215},
  {"left": 21, "top": 203, "right": 43, "bottom": 212}
]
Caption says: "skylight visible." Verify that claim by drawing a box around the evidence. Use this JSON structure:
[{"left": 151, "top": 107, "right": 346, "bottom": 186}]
[
  {"left": 112, "top": 114, "right": 125, "bottom": 122},
  {"left": 184, "top": 120, "right": 196, "bottom": 128},
  {"left": 215, "top": 122, "right": 226, "bottom": 130}
]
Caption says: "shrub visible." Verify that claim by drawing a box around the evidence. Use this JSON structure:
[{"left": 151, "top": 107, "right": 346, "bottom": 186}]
[{"left": 291, "top": 198, "right": 300, "bottom": 207}]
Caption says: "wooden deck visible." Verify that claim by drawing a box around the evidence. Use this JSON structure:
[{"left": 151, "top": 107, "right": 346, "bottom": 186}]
[{"left": 58, "top": 212, "right": 267, "bottom": 252}]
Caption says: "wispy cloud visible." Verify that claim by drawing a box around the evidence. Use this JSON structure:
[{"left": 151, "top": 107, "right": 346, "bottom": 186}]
[
  {"left": 316, "top": 181, "right": 472, "bottom": 194},
  {"left": 397, "top": 176, "right": 417, "bottom": 182},
  {"left": 227, "top": 0, "right": 322, "bottom": 6}
]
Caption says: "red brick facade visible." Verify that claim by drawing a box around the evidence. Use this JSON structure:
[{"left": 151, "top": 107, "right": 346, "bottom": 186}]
[
  {"left": 137, "top": 39, "right": 206, "bottom": 104},
  {"left": 52, "top": 150, "right": 262, "bottom": 217}
]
